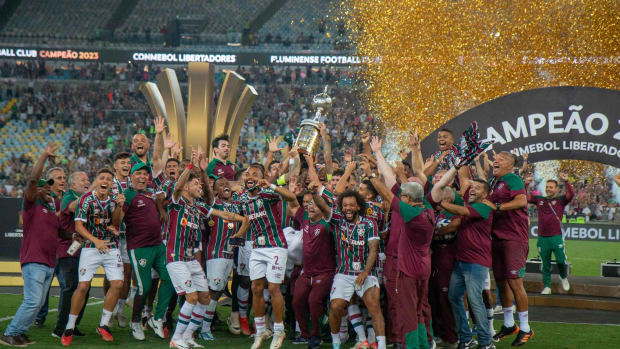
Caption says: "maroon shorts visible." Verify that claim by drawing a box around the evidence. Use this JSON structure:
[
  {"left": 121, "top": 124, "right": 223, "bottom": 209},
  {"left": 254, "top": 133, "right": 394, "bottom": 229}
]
[{"left": 492, "top": 239, "right": 528, "bottom": 280}]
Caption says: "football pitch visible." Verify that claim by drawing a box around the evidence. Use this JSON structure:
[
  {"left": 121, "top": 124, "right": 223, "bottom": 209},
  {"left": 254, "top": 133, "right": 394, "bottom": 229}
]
[
  {"left": 0, "top": 294, "right": 618, "bottom": 349},
  {"left": 527, "top": 238, "right": 619, "bottom": 277}
]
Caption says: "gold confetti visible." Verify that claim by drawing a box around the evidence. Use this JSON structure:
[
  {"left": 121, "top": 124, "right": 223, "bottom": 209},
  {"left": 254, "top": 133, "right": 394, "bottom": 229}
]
[{"left": 339, "top": 0, "right": 619, "bottom": 139}]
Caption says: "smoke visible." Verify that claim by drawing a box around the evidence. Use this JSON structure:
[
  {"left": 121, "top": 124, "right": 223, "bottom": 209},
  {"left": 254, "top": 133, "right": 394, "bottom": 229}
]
[
  {"left": 534, "top": 160, "right": 560, "bottom": 196},
  {"left": 605, "top": 166, "right": 620, "bottom": 203}
]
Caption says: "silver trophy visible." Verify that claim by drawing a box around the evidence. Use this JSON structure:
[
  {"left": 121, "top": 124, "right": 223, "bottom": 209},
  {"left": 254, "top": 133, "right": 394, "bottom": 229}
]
[{"left": 294, "top": 86, "right": 332, "bottom": 155}]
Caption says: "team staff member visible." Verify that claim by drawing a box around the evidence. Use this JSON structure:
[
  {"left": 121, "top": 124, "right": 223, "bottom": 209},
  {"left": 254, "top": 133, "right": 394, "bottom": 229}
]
[
  {"left": 439, "top": 167, "right": 495, "bottom": 349},
  {"left": 525, "top": 173, "right": 574, "bottom": 294},
  {"left": 52, "top": 171, "right": 91, "bottom": 339},
  {"left": 489, "top": 152, "right": 533, "bottom": 346},
  {"left": 112, "top": 163, "right": 175, "bottom": 341},
  {"left": 1, "top": 143, "right": 60, "bottom": 347}
]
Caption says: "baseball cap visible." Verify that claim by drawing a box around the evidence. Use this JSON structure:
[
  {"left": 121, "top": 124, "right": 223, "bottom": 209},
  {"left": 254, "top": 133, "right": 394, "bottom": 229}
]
[
  {"left": 38, "top": 178, "right": 54, "bottom": 187},
  {"left": 130, "top": 162, "right": 151, "bottom": 175}
]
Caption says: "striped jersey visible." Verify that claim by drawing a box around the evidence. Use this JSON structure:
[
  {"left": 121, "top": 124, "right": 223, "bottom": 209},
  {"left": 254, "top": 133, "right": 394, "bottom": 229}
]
[
  {"left": 165, "top": 189, "right": 213, "bottom": 262},
  {"left": 111, "top": 177, "right": 130, "bottom": 237},
  {"left": 235, "top": 189, "right": 287, "bottom": 249},
  {"left": 279, "top": 200, "right": 297, "bottom": 230},
  {"left": 75, "top": 191, "right": 119, "bottom": 248},
  {"left": 206, "top": 198, "right": 239, "bottom": 260}
]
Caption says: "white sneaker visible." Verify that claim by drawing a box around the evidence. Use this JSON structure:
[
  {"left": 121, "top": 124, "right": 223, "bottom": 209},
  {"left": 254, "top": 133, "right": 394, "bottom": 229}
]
[
  {"left": 170, "top": 338, "right": 190, "bottom": 349},
  {"left": 185, "top": 336, "right": 204, "bottom": 348},
  {"left": 561, "top": 277, "right": 570, "bottom": 292},
  {"left": 541, "top": 287, "right": 551, "bottom": 295},
  {"left": 148, "top": 317, "right": 166, "bottom": 339},
  {"left": 131, "top": 321, "right": 145, "bottom": 341},
  {"left": 270, "top": 331, "right": 286, "bottom": 349},
  {"left": 251, "top": 331, "right": 270, "bottom": 349},
  {"left": 116, "top": 311, "right": 127, "bottom": 328},
  {"left": 228, "top": 313, "right": 241, "bottom": 335}
]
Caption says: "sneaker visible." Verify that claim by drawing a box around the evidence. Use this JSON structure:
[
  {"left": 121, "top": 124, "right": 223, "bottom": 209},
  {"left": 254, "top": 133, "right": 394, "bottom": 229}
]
[
  {"left": 492, "top": 325, "right": 519, "bottom": 343},
  {"left": 198, "top": 331, "right": 216, "bottom": 341},
  {"left": 148, "top": 318, "right": 166, "bottom": 339},
  {"left": 96, "top": 325, "right": 114, "bottom": 342},
  {"left": 371, "top": 342, "right": 378, "bottom": 349},
  {"left": 52, "top": 328, "right": 64, "bottom": 338},
  {"left": 429, "top": 339, "right": 436, "bottom": 349},
  {"left": 561, "top": 278, "right": 570, "bottom": 292},
  {"left": 228, "top": 313, "right": 241, "bottom": 335},
  {"left": 270, "top": 331, "right": 286, "bottom": 349},
  {"left": 240, "top": 316, "right": 252, "bottom": 335},
  {"left": 0, "top": 334, "right": 28, "bottom": 347},
  {"left": 458, "top": 339, "right": 477, "bottom": 349},
  {"left": 309, "top": 335, "right": 323, "bottom": 349},
  {"left": 73, "top": 328, "right": 85, "bottom": 337},
  {"left": 170, "top": 338, "right": 190, "bottom": 349},
  {"left": 510, "top": 330, "right": 534, "bottom": 347},
  {"left": 61, "top": 329, "right": 74, "bottom": 346},
  {"left": 131, "top": 321, "right": 145, "bottom": 341},
  {"left": 476, "top": 344, "right": 496, "bottom": 349},
  {"left": 17, "top": 334, "right": 35, "bottom": 345},
  {"left": 292, "top": 331, "right": 307, "bottom": 344},
  {"left": 540, "top": 287, "right": 551, "bottom": 295},
  {"left": 185, "top": 336, "right": 204, "bottom": 348},
  {"left": 251, "top": 331, "right": 270, "bottom": 349},
  {"left": 116, "top": 311, "right": 128, "bottom": 328},
  {"left": 353, "top": 340, "right": 371, "bottom": 349}
]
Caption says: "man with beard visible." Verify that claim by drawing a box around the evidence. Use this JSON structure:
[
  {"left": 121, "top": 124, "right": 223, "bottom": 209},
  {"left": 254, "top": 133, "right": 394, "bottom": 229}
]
[
  {"left": 207, "top": 134, "right": 236, "bottom": 181},
  {"left": 438, "top": 166, "right": 495, "bottom": 349},
  {"left": 235, "top": 164, "right": 297, "bottom": 349},
  {"left": 0, "top": 143, "right": 60, "bottom": 347},
  {"left": 52, "top": 171, "right": 91, "bottom": 339},
  {"left": 166, "top": 162, "right": 246, "bottom": 349},
  {"left": 35, "top": 166, "right": 67, "bottom": 328},
  {"left": 111, "top": 163, "right": 175, "bottom": 341},
  {"left": 199, "top": 178, "right": 250, "bottom": 341},
  {"left": 108, "top": 151, "right": 133, "bottom": 328},
  {"left": 488, "top": 152, "right": 532, "bottom": 346},
  {"left": 62, "top": 168, "right": 123, "bottom": 346},
  {"left": 370, "top": 137, "right": 434, "bottom": 349},
  {"left": 290, "top": 186, "right": 335, "bottom": 349},
  {"left": 524, "top": 173, "right": 574, "bottom": 294}
]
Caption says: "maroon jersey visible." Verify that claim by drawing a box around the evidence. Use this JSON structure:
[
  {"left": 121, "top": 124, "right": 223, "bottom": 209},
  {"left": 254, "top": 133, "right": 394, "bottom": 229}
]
[
  {"left": 58, "top": 189, "right": 80, "bottom": 259},
  {"left": 207, "top": 158, "right": 236, "bottom": 181},
  {"left": 456, "top": 203, "right": 493, "bottom": 268},
  {"left": 489, "top": 173, "right": 528, "bottom": 242},
  {"left": 294, "top": 208, "right": 336, "bottom": 276},
  {"left": 385, "top": 184, "right": 404, "bottom": 257},
  {"left": 392, "top": 196, "right": 435, "bottom": 279},
  {"left": 235, "top": 189, "right": 287, "bottom": 249},
  {"left": 122, "top": 186, "right": 163, "bottom": 250},
  {"left": 21, "top": 195, "right": 59, "bottom": 267},
  {"left": 528, "top": 181, "right": 574, "bottom": 237}
]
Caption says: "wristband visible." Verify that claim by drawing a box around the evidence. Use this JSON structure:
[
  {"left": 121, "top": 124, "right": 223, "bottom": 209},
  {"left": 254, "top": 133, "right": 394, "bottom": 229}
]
[
  {"left": 495, "top": 202, "right": 501, "bottom": 211},
  {"left": 269, "top": 184, "right": 277, "bottom": 190},
  {"left": 187, "top": 163, "right": 194, "bottom": 170}
]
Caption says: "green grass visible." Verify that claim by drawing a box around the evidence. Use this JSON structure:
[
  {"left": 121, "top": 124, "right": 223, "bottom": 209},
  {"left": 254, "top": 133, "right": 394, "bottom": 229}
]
[
  {"left": 527, "top": 239, "right": 619, "bottom": 277},
  {"left": 1, "top": 294, "right": 618, "bottom": 348}
]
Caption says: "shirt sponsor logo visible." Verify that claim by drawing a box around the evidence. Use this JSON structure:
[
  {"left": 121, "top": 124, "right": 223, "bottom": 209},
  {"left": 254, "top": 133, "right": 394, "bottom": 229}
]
[
  {"left": 349, "top": 240, "right": 365, "bottom": 246},
  {"left": 248, "top": 210, "right": 267, "bottom": 220}
]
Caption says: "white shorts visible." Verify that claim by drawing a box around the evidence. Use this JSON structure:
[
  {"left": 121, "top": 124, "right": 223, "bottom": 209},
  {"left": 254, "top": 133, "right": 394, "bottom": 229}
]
[
  {"left": 166, "top": 260, "right": 208, "bottom": 295},
  {"left": 119, "top": 236, "right": 130, "bottom": 264},
  {"left": 330, "top": 273, "right": 379, "bottom": 302},
  {"left": 207, "top": 258, "right": 234, "bottom": 291},
  {"left": 484, "top": 270, "right": 491, "bottom": 290},
  {"left": 237, "top": 241, "right": 253, "bottom": 277},
  {"left": 78, "top": 248, "right": 124, "bottom": 282},
  {"left": 375, "top": 252, "right": 386, "bottom": 285},
  {"left": 249, "top": 247, "right": 288, "bottom": 284}
]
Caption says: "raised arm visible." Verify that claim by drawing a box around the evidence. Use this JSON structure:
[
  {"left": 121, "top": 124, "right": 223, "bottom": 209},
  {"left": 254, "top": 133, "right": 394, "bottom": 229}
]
[
  {"left": 258, "top": 179, "right": 297, "bottom": 202},
  {"left": 439, "top": 199, "right": 470, "bottom": 216},
  {"left": 370, "top": 136, "right": 396, "bottom": 189},
  {"left": 173, "top": 165, "right": 193, "bottom": 202},
  {"left": 409, "top": 131, "right": 427, "bottom": 185},
  {"left": 370, "top": 177, "right": 395, "bottom": 205},
  {"left": 430, "top": 166, "right": 457, "bottom": 204},
  {"left": 152, "top": 116, "right": 165, "bottom": 162},
  {"left": 319, "top": 123, "right": 333, "bottom": 175},
  {"left": 560, "top": 172, "right": 574, "bottom": 202},
  {"left": 196, "top": 146, "right": 214, "bottom": 205},
  {"left": 26, "top": 142, "right": 57, "bottom": 202}
]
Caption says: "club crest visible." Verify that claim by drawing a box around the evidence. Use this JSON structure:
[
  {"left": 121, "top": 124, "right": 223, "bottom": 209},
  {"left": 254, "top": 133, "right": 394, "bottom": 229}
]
[{"left": 139, "top": 258, "right": 147, "bottom": 267}]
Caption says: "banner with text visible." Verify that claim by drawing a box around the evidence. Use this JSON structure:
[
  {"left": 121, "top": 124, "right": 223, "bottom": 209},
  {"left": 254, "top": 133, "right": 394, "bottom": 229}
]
[
  {"left": 0, "top": 46, "right": 364, "bottom": 66},
  {"left": 421, "top": 86, "right": 620, "bottom": 167},
  {"left": 530, "top": 222, "right": 620, "bottom": 242}
]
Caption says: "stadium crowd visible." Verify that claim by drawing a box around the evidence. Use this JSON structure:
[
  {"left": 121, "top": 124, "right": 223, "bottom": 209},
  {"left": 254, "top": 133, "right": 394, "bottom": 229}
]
[{"left": 4, "top": 97, "right": 619, "bottom": 349}]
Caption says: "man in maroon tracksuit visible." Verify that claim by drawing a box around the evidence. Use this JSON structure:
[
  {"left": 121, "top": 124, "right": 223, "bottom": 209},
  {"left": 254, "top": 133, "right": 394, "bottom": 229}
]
[
  {"left": 525, "top": 173, "right": 574, "bottom": 294},
  {"left": 291, "top": 190, "right": 336, "bottom": 349}
]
